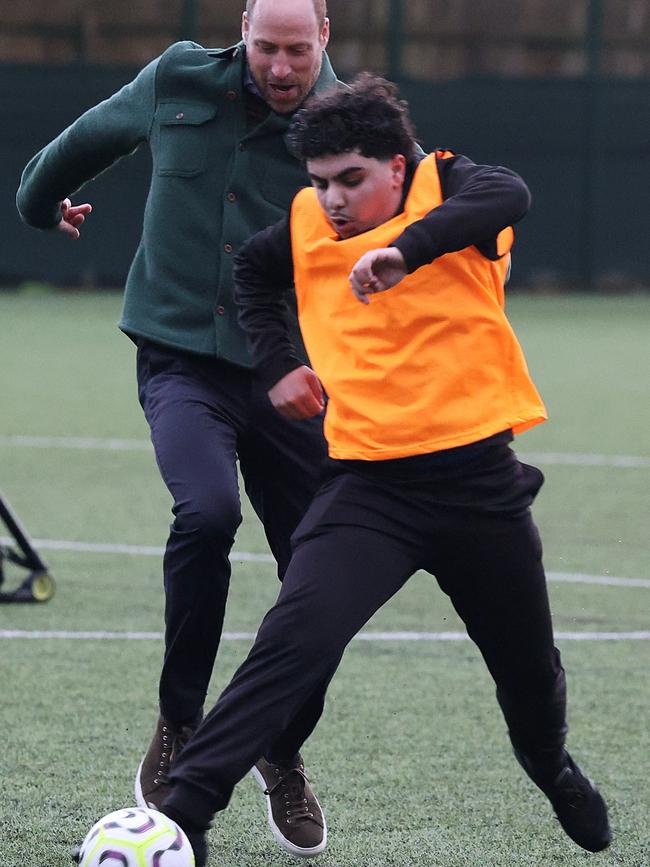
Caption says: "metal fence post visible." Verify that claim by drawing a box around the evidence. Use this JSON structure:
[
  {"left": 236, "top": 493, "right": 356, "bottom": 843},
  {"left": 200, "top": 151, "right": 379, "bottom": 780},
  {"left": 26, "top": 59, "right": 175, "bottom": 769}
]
[
  {"left": 387, "top": 0, "right": 404, "bottom": 81},
  {"left": 582, "top": 0, "right": 605, "bottom": 288},
  {"left": 180, "top": 0, "right": 200, "bottom": 41}
]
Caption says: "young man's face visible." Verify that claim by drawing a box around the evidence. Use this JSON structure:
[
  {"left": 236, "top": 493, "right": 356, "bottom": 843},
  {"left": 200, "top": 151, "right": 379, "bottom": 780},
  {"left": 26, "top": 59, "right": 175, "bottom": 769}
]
[
  {"left": 242, "top": 0, "right": 329, "bottom": 115},
  {"left": 307, "top": 150, "right": 407, "bottom": 239}
]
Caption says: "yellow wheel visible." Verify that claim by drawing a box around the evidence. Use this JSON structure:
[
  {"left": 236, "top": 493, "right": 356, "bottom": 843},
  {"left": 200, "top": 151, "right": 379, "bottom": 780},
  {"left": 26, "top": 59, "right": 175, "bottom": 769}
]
[{"left": 30, "top": 572, "right": 55, "bottom": 602}]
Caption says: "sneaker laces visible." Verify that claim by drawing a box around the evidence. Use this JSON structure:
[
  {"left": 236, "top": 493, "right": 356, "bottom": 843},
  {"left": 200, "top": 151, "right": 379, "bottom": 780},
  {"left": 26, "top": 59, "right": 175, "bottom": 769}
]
[
  {"left": 265, "top": 767, "right": 318, "bottom": 825},
  {"left": 156, "top": 724, "right": 195, "bottom": 786}
]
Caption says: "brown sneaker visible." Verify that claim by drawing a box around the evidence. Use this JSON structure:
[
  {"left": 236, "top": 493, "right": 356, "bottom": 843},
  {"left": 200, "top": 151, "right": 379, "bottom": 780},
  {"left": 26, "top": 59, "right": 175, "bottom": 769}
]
[
  {"left": 251, "top": 754, "right": 327, "bottom": 857},
  {"left": 134, "top": 716, "right": 197, "bottom": 810}
]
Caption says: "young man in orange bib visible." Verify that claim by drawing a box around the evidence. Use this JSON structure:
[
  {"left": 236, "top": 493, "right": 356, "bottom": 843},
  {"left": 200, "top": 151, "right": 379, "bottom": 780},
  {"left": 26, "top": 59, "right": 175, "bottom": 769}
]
[{"left": 159, "top": 74, "right": 611, "bottom": 862}]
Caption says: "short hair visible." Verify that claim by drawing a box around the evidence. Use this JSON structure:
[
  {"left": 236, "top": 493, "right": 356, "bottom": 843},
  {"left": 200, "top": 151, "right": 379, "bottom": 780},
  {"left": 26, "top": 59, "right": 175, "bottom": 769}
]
[
  {"left": 287, "top": 73, "right": 417, "bottom": 164},
  {"left": 245, "top": 0, "right": 327, "bottom": 27}
]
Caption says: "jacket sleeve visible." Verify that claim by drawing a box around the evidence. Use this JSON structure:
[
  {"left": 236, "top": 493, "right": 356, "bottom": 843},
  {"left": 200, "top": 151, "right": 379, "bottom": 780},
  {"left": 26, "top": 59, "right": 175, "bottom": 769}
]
[
  {"left": 391, "top": 152, "right": 531, "bottom": 273},
  {"left": 234, "top": 215, "right": 304, "bottom": 390},
  {"left": 16, "top": 55, "right": 160, "bottom": 229}
]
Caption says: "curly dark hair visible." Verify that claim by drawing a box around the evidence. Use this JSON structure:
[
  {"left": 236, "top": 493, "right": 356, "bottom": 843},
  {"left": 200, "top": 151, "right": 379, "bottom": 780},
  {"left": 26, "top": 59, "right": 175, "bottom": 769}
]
[{"left": 287, "top": 72, "right": 417, "bottom": 163}]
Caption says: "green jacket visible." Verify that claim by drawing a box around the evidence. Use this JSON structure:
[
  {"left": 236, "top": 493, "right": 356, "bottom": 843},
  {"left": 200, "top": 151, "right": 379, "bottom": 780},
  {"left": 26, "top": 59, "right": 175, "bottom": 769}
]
[{"left": 16, "top": 41, "right": 341, "bottom": 366}]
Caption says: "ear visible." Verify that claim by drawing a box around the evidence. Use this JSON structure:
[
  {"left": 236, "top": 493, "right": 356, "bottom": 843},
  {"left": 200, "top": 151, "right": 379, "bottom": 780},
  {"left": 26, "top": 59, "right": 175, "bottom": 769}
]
[
  {"left": 241, "top": 11, "right": 250, "bottom": 43},
  {"left": 320, "top": 17, "right": 330, "bottom": 49},
  {"left": 391, "top": 154, "right": 407, "bottom": 187}
]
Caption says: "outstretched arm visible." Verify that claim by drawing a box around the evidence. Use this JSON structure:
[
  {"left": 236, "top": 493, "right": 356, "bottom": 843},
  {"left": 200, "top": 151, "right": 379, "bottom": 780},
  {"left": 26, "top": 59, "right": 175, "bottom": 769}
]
[
  {"left": 16, "top": 55, "right": 159, "bottom": 230},
  {"left": 348, "top": 153, "right": 530, "bottom": 303},
  {"left": 391, "top": 152, "right": 531, "bottom": 274}
]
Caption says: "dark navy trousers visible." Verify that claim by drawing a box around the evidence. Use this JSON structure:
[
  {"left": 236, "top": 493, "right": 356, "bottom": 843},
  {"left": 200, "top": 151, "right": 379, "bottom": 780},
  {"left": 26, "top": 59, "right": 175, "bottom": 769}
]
[
  {"left": 136, "top": 339, "right": 328, "bottom": 756},
  {"left": 165, "top": 445, "right": 568, "bottom": 826}
]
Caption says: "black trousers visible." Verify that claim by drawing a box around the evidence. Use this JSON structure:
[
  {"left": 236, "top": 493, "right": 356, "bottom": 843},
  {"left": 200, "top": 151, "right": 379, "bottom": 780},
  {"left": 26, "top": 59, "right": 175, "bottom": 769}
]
[
  {"left": 136, "top": 340, "right": 328, "bottom": 755},
  {"left": 166, "top": 445, "right": 568, "bottom": 827}
]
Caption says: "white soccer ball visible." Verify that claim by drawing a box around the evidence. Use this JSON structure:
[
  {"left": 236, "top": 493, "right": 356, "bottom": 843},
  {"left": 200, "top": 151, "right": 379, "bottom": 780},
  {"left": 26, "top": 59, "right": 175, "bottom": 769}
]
[{"left": 77, "top": 807, "right": 195, "bottom": 866}]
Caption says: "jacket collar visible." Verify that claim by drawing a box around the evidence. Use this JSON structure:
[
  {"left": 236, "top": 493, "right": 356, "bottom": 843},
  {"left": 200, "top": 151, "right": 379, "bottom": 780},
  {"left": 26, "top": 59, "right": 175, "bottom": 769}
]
[
  {"left": 206, "top": 42, "right": 244, "bottom": 60},
  {"left": 311, "top": 51, "right": 339, "bottom": 94}
]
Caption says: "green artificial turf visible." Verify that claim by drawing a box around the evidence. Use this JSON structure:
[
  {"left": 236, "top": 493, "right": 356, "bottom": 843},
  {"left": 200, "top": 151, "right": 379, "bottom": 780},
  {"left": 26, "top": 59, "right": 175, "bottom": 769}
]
[{"left": 0, "top": 290, "right": 648, "bottom": 866}]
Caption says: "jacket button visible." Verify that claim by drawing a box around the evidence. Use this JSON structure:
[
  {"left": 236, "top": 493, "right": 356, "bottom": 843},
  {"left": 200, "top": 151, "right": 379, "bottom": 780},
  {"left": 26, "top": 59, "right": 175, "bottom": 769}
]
[
  {"left": 227, "top": 192, "right": 236, "bottom": 202},
  {"left": 175, "top": 112, "right": 184, "bottom": 119},
  {"left": 238, "top": 142, "right": 246, "bottom": 151},
  {"left": 226, "top": 90, "right": 237, "bottom": 100},
  {"left": 216, "top": 305, "right": 226, "bottom": 315},
  {"left": 224, "top": 243, "right": 233, "bottom": 253}
]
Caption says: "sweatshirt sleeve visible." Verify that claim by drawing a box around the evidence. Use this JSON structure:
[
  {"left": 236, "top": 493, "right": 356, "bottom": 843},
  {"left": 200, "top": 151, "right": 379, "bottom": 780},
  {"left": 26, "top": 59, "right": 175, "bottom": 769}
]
[
  {"left": 392, "top": 152, "right": 531, "bottom": 273},
  {"left": 234, "top": 215, "right": 304, "bottom": 390},
  {"left": 16, "top": 55, "right": 160, "bottom": 229}
]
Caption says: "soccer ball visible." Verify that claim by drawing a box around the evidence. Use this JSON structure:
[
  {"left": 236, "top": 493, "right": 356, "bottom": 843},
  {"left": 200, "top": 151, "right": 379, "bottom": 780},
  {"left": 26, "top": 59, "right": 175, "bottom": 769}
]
[{"left": 76, "top": 807, "right": 195, "bottom": 866}]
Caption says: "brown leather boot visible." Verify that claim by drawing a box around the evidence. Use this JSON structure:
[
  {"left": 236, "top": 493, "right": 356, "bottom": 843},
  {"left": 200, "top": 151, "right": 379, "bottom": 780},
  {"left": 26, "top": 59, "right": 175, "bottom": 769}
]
[{"left": 134, "top": 715, "right": 198, "bottom": 810}]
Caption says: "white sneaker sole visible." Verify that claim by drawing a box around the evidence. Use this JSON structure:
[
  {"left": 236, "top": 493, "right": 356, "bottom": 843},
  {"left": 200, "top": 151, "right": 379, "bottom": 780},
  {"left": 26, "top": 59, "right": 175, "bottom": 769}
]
[
  {"left": 250, "top": 764, "right": 328, "bottom": 857},
  {"left": 134, "top": 758, "right": 152, "bottom": 809}
]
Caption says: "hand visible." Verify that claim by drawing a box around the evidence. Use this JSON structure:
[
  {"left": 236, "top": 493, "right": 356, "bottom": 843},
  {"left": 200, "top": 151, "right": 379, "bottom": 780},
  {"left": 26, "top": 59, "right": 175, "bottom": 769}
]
[
  {"left": 268, "top": 366, "right": 325, "bottom": 420},
  {"left": 348, "top": 247, "right": 407, "bottom": 304},
  {"left": 54, "top": 198, "right": 93, "bottom": 239}
]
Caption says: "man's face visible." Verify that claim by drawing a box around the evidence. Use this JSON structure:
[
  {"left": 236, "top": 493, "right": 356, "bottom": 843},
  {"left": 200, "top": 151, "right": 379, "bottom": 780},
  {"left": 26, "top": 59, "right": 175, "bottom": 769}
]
[
  {"left": 307, "top": 151, "right": 406, "bottom": 239},
  {"left": 242, "top": 0, "right": 329, "bottom": 115}
]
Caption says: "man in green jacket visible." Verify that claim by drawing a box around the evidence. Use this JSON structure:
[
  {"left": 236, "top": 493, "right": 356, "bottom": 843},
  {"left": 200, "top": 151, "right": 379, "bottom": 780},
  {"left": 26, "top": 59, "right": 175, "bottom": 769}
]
[{"left": 16, "top": 0, "right": 337, "bottom": 856}]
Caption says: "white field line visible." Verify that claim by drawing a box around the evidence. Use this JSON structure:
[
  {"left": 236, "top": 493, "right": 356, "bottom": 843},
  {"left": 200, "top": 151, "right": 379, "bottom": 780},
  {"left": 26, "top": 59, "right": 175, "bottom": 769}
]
[
  {"left": 0, "top": 537, "right": 274, "bottom": 562},
  {"left": 1, "top": 630, "right": 649, "bottom": 642},
  {"left": 519, "top": 451, "right": 650, "bottom": 468},
  {"left": 546, "top": 572, "right": 650, "bottom": 589},
  {"left": 1, "top": 537, "right": 649, "bottom": 588},
  {"left": 1, "top": 435, "right": 650, "bottom": 468}
]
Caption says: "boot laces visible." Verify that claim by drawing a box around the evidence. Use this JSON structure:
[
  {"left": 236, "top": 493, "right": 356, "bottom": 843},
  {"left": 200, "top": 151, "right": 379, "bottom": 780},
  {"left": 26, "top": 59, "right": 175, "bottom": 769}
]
[
  {"left": 265, "top": 767, "right": 315, "bottom": 824},
  {"left": 155, "top": 724, "right": 194, "bottom": 785}
]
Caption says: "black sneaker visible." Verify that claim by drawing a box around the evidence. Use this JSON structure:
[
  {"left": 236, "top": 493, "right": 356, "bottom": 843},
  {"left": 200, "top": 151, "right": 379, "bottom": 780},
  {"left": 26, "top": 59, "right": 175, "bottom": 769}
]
[
  {"left": 135, "top": 716, "right": 198, "bottom": 810},
  {"left": 251, "top": 754, "right": 327, "bottom": 857},
  {"left": 516, "top": 748, "right": 612, "bottom": 852}
]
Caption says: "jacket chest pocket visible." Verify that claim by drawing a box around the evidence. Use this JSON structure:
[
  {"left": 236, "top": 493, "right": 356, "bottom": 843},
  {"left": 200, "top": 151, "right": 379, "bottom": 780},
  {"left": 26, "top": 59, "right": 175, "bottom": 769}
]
[{"left": 156, "top": 102, "right": 218, "bottom": 177}]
